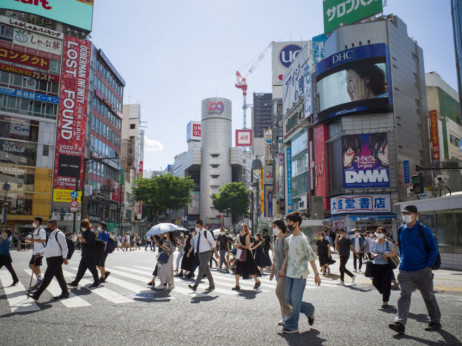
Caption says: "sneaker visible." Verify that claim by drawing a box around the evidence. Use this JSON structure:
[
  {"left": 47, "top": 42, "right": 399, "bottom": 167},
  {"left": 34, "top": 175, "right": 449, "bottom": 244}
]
[
  {"left": 337, "top": 280, "right": 345, "bottom": 286},
  {"left": 358, "top": 269, "right": 362, "bottom": 273},
  {"left": 388, "top": 322, "right": 405, "bottom": 335},
  {"left": 254, "top": 280, "right": 261, "bottom": 289},
  {"left": 282, "top": 328, "right": 299, "bottom": 334},
  {"left": 188, "top": 284, "right": 197, "bottom": 292},
  {"left": 351, "top": 275, "right": 356, "bottom": 285},
  {"left": 205, "top": 286, "right": 215, "bottom": 291},
  {"left": 169, "top": 285, "right": 175, "bottom": 289},
  {"left": 308, "top": 315, "right": 315, "bottom": 326},
  {"left": 425, "top": 322, "right": 442, "bottom": 331},
  {"left": 31, "top": 281, "right": 43, "bottom": 290},
  {"left": 354, "top": 269, "right": 358, "bottom": 273}
]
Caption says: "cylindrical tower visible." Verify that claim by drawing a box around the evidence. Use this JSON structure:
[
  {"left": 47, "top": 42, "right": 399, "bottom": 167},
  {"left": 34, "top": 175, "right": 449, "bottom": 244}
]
[{"left": 200, "top": 97, "right": 232, "bottom": 222}]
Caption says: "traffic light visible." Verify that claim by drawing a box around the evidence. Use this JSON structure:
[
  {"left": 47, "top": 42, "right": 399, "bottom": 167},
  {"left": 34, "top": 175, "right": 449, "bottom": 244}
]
[{"left": 412, "top": 174, "right": 424, "bottom": 194}]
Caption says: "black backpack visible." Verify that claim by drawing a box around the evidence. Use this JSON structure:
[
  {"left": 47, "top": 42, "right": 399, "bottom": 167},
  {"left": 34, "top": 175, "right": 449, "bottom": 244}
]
[
  {"left": 398, "top": 223, "right": 441, "bottom": 270},
  {"left": 106, "top": 237, "right": 116, "bottom": 254},
  {"left": 96, "top": 239, "right": 106, "bottom": 259},
  {"left": 55, "top": 231, "right": 75, "bottom": 260}
]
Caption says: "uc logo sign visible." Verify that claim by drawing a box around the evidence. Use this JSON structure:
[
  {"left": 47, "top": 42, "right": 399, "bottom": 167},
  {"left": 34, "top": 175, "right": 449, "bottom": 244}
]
[
  {"left": 207, "top": 102, "right": 224, "bottom": 115},
  {"left": 279, "top": 44, "right": 302, "bottom": 68}
]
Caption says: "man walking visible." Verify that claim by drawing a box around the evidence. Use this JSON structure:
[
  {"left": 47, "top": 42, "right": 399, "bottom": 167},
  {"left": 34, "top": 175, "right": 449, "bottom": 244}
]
[
  {"left": 216, "top": 228, "right": 230, "bottom": 272},
  {"left": 26, "top": 216, "right": 47, "bottom": 290},
  {"left": 96, "top": 221, "right": 111, "bottom": 283},
  {"left": 279, "top": 212, "right": 320, "bottom": 334},
  {"left": 188, "top": 220, "right": 219, "bottom": 292},
  {"left": 351, "top": 229, "right": 364, "bottom": 272},
  {"left": 27, "top": 219, "right": 69, "bottom": 301},
  {"left": 389, "top": 205, "right": 441, "bottom": 335},
  {"left": 335, "top": 229, "right": 360, "bottom": 286}
]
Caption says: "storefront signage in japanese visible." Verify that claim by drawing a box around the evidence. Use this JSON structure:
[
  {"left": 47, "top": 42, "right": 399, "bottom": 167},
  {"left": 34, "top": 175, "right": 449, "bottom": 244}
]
[
  {"left": 330, "top": 194, "right": 391, "bottom": 215},
  {"left": 0, "top": 15, "right": 63, "bottom": 39},
  {"left": 0, "top": 86, "right": 59, "bottom": 104},
  {"left": 0, "top": 62, "right": 59, "bottom": 83},
  {"left": 0, "top": 47, "right": 49, "bottom": 70},
  {"left": 429, "top": 110, "right": 440, "bottom": 161},
  {"left": 53, "top": 35, "right": 91, "bottom": 202},
  {"left": 323, "top": 0, "right": 383, "bottom": 34},
  {"left": 12, "top": 28, "right": 62, "bottom": 55},
  {"left": 286, "top": 147, "right": 292, "bottom": 212},
  {"left": 283, "top": 44, "right": 308, "bottom": 114}
]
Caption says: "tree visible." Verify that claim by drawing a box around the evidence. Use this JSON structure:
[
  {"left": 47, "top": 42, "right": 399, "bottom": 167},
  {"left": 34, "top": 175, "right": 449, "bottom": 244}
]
[
  {"left": 132, "top": 174, "right": 194, "bottom": 224},
  {"left": 212, "top": 182, "right": 250, "bottom": 229}
]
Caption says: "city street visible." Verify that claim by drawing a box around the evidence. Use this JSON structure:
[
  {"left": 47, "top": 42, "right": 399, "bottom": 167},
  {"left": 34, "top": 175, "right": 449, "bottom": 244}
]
[{"left": 1, "top": 249, "right": 461, "bottom": 345}]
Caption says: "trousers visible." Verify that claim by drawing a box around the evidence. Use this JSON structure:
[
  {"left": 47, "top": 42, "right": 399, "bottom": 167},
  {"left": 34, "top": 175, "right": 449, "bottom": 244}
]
[
  {"left": 276, "top": 276, "right": 292, "bottom": 318},
  {"left": 74, "top": 256, "right": 99, "bottom": 284},
  {"left": 372, "top": 263, "right": 392, "bottom": 302},
  {"left": 339, "top": 255, "right": 354, "bottom": 281},
  {"left": 194, "top": 250, "right": 214, "bottom": 287},
  {"left": 0, "top": 256, "right": 18, "bottom": 282},
  {"left": 219, "top": 249, "right": 228, "bottom": 269},
  {"left": 284, "top": 277, "right": 308, "bottom": 330},
  {"left": 35, "top": 256, "right": 68, "bottom": 298}
]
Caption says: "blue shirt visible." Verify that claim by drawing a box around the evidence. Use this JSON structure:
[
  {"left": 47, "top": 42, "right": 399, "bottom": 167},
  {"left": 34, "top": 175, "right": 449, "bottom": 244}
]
[
  {"left": 399, "top": 222, "right": 438, "bottom": 272},
  {"left": 0, "top": 238, "right": 11, "bottom": 256},
  {"left": 371, "top": 240, "right": 394, "bottom": 265}
]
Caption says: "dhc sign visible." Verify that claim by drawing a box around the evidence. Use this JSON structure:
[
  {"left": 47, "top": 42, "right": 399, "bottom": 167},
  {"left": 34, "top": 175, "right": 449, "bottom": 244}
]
[
  {"left": 279, "top": 44, "right": 302, "bottom": 68},
  {"left": 331, "top": 50, "right": 354, "bottom": 64}
]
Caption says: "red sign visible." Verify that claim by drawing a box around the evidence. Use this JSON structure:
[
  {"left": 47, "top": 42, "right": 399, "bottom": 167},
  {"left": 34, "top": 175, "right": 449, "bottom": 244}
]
[
  {"left": 235, "top": 129, "right": 253, "bottom": 146},
  {"left": 70, "top": 200, "right": 78, "bottom": 207},
  {"left": 0, "top": 62, "right": 59, "bottom": 82},
  {"left": 53, "top": 36, "right": 91, "bottom": 194},
  {"left": 0, "top": 47, "right": 49, "bottom": 70},
  {"left": 430, "top": 110, "right": 440, "bottom": 161},
  {"left": 313, "top": 124, "right": 329, "bottom": 210},
  {"left": 138, "top": 160, "right": 143, "bottom": 175}
]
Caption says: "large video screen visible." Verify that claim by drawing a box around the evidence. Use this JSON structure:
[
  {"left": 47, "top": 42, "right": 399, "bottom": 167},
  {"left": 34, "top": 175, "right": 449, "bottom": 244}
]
[{"left": 316, "top": 44, "right": 392, "bottom": 123}]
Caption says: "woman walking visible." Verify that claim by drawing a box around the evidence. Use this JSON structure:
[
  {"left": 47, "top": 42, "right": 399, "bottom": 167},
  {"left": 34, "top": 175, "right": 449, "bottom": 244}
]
[
  {"left": 316, "top": 231, "right": 331, "bottom": 275},
  {"left": 156, "top": 232, "right": 176, "bottom": 289},
  {"left": 269, "top": 219, "right": 292, "bottom": 326},
  {"left": 252, "top": 233, "right": 272, "bottom": 274},
  {"left": 175, "top": 232, "right": 186, "bottom": 274},
  {"left": 0, "top": 229, "right": 19, "bottom": 286},
  {"left": 148, "top": 236, "right": 162, "bottom": 287},
  {"left": 232, "top": 224, "right": 261, "bottom": 290},
  {"left": 181, "top": 230, "right": 196, "bottom": 278},
  {"left": 371, "top": 226, "right": 396, "bottom": 308}
]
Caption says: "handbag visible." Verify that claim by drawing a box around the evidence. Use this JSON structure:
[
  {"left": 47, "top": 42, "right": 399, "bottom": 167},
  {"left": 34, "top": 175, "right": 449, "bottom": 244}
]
[
  {"left": 327, "top": 256, "right": 336, "bottom": 265},
  {"left": 240, "top": 249, "right": 247, "bottom": 262},
  {"left": 386, "top": 240, "right": 400, "bottom": 269},
  {"left": 158, "top": 252, "right": 169, "bottom": 264},
  {"left": 364, "top": 260, "right": 373, "bottom": 278}
]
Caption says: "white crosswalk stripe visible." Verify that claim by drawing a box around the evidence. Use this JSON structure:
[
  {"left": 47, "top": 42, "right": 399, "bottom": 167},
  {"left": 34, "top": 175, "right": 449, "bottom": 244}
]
[{"left": 0, "top": 271, "right": 39, "bottom": 313}]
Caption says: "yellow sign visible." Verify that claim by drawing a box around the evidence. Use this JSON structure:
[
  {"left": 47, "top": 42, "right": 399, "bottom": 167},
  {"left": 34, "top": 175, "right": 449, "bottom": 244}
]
[{"left": 53, "top": 189, "right": 82, "bottom": 203}]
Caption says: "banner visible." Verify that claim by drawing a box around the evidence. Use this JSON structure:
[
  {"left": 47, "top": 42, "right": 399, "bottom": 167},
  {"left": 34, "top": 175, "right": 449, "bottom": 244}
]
[
  {"left": 283, "top": 44, "right": 308, "bottom": 113},
  {"left": 53, "top": 36, "right": 91, "bottom": 202},
  {"left": 0, "top": 63, "right": 59, "bottom": 83},
  {"left": 330, "top": 194, "right": 391, "bottom": 215},
  {"left": 0, "top": 86, "right": 59, "bottom": 104},
  {"left": 235, "top": 129, "right": 253, "bottom": 146},
  {"left": 12, "top": 28, "right": 62, "bottom": 55},
  {"left": 0, "top": 47, "right": 49, "bottom": 70},
  {"left": 429, "top": 110, "right": 440, "bottom": 161},
  {"left": 343, "top": 133, "right": 389, "bottom": 188},
  {"left": 0, "top": 15, "right": 63, "bottom": 39},
  {"left": 286, "top": 147, "right": 292, "bottom": 212}
]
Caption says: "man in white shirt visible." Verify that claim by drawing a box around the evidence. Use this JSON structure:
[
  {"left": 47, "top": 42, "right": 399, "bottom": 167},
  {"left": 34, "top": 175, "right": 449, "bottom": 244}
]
[
  {"left": 25, "top": 216, "right": 47, "bottom": 290},
  {"left": 27, "top": 219, "right": 69, "bottom": 301},
  {"left": 188, "top": 220, "right": 219, "bottom": 292}
]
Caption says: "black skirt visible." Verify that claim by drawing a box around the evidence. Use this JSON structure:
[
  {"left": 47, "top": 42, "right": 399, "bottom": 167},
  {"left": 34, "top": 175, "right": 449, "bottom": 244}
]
[
  {"left": 254, "top": 250, "right": 272, "bottom": 268},
  {"left": 236, "top": 250, "right": 261, "bottom": 279},
  {"left": 0, "top": 255, "right": 12, "bottom": 265}
]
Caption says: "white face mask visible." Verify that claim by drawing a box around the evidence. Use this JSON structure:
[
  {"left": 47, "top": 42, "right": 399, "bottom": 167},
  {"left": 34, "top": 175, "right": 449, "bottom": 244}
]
[
  {"left": 32, "top": 223, "right": 37, "bottom": 228},
  {"left": 272, "top": 228, "right": 280, "bottom": 236},
  {"left": 195, "top": 227, "right": 200, "bottom": 233},
  {"left": 402, "top": 214, "right": 413, "bottom": 224},
  {"left": 81, "top": 228, "right": 87, "bottom": 232},
  {"left": 375, "top": 233, "right": 384, "bottom": 239},
  {"left": 355, "top": 233, "right": 359, "bottom": 237},
  {"left": 98, "top": 227, "right": 102, "bottom": 231},
  {"left": 220, "top": 232, "right": 225, "bottom": 235}
]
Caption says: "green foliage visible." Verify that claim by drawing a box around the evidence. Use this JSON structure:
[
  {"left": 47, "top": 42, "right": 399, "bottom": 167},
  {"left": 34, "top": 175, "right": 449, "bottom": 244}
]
[
  {"left": 132, "top": 174, "right": 194, "bottom": 223},
  {"left": 212, "top": 182, "right": 250, "bottom": 227}
]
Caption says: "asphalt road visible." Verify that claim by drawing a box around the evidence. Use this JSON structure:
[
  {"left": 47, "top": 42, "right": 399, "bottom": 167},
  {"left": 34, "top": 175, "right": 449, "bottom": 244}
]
[{"left": 1, "top": 249, "right": 461, "bottom": 346}]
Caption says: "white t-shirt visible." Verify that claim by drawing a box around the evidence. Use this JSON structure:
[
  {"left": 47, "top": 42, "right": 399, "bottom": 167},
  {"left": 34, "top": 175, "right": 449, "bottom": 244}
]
[
  {"left": 33, "top": 228, "right": 47, "bottom": 255},
  {"left": 126, "top": 235, "right": 130, "bottom": 243}
]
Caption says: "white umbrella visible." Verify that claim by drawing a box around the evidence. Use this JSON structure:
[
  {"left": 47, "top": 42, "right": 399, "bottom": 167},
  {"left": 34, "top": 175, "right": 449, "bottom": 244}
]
[{"left": 146, "top": 223, "right": 182, "bottom": 237}]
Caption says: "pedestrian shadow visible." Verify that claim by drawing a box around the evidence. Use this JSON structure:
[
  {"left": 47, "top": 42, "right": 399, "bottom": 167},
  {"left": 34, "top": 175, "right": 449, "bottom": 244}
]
[
  {"left": 344, "top": 285, "right": 373, "bottom": 293},
  {"left": 323, "top": 273, "right": 340, "bottom": 280},
  {"left": 278, "top": 328, "right": 326, "bottom": 345},
  {"left": 0, "top": 300, "right": 52, "bottom": 318},
  {"left": 190, "top": 294, "right": 219, "bottom": 304},
  {"left": 393, "top": 329, "right": 461, "bottom": 345},
  {"left": 236, "top": 289, "right": 263, "bottom": 300}
]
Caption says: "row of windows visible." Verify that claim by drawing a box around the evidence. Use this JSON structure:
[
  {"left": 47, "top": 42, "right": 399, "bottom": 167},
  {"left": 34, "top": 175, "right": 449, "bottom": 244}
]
[
  {"left": 87, "top": 201, "right": 119, "bottom": 223},
  {"left": 90, "top": 136, "right": 118, "bottom": 159},
  {"left": 449, "top": 133, "right": 461, "bottom": 147},
  {"left": 93, "top": 74, "right": 122, "bottom": 112},
  {"left": 0, "top": 94, "right": 57, "bottom": 119},
  {"left": 89, "top": 161, "right": 119, "bottom": 181},
  {"left": 93, "top": 96, "right": 122, "bottom": 130},
  {"left": 95, "top": 58, "right": 123, "bottom": 98},
  {"left": 0, "top": 69, "right": 59, "bottom": 94},
  {"left": 91, "top": 115, "right": 121, "bottom": 147}
]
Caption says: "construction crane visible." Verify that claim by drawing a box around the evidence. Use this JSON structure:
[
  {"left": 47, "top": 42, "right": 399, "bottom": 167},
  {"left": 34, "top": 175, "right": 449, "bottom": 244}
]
[{"left": 235, "top": 41, "right": 274, "bottom": 129}]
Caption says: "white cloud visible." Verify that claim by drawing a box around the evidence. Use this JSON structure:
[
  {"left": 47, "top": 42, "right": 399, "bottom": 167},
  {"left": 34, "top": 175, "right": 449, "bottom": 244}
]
[{"left": 144, "top": 136, "right": 164, "bottom": 152}]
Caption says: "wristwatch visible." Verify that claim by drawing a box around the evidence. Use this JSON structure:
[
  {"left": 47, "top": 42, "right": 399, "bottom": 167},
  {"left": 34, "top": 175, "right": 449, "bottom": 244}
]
[{"left": 314, "top": 273, "right": 320, "bottom": 277}]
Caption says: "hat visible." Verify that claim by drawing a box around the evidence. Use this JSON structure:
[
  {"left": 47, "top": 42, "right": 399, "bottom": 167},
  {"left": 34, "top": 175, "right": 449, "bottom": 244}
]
[{"left": 402, "top": 205, "right": 418, "bottom": 214}]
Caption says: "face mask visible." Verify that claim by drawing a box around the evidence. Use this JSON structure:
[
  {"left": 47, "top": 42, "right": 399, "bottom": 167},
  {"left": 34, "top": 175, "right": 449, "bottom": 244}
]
[
  {"left": 32, "top": 223, "right": 37, "bottom": 228},
  {"left": 272, "top": 228, "right": 280, "bottom": 236},
  {"left": 287, "top": 225, "right": 295, "bottom": 232},
  {"left": 180, "top": 234, "right": 184, "bottom": 237},
  {"left": 81, "top": 228, "right": 87, "bottom": 232},
  {"left": 402, "top": 214, "right": 413, "bottom": 224},
  {"left": 375, "top": 233, "right": 384, "bottom": 239},
  {"left": 195, "top": 227, "right": 200, "bottom": 233},
  {"left": 355, "top": 233, "right": 359, "bottom": 237},
  {"left": 98, "top": 227, "right": 102, "bottom": 231}
]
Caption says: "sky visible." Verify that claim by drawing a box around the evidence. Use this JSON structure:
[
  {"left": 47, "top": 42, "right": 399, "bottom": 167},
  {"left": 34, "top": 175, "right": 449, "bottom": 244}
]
[{"left": 90, "top": 0, "right": 457, "bottom": 171}]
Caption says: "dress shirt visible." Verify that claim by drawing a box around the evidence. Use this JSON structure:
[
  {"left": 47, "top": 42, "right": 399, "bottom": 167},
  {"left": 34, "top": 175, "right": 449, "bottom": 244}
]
[
  {"left": 193, "top": 229, "right": 216, "bottom": 253},
  {"left": 39, "top": 228, "right": 68, "bottom": 259}
]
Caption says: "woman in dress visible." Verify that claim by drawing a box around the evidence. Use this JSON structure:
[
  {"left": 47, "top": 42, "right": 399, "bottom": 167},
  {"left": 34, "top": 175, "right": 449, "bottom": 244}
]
[
  {"left": 316, "top": 231, "right": 331, "bottom": 275},
  {"left": 251, "top": 233, "right": 272, "bottom": 274},
  {"left": 0, "top": 229, "right": 19, "bottom": 286},
  {"left": 156, "top": 232, "right": 176, "bottom": 290},
  {"left": 232, "top": 223, "right": 261, "bottom": 290},
  {"left": 180, "top": 231, "right": 195, "bottom": 278}
]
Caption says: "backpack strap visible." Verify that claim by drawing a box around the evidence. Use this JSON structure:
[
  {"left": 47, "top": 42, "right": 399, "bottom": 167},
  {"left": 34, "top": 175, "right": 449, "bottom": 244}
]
[
  {"left": 417, "top": 223, "right": 431, "bottom": 253},
  {"left": 397, "top": 225, "right": 404, "bottom": 251}
]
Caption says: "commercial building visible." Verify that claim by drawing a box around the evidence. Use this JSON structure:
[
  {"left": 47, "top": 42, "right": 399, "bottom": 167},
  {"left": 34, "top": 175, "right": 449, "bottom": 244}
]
[
  {"left": 451, "top": 0, "right": 462, "bottom": 121},
  {"left": 252, "top": 92, "right": 272, "bottom": 138}
]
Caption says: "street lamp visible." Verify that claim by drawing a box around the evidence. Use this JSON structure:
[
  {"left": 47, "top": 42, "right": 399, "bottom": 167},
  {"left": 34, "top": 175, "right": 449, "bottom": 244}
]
[
  {"left": 251, "top": 158, "right": 262, "bottom": 235},
  {"left": 1, "top": 182, "right": 11, "bottom": 229}
]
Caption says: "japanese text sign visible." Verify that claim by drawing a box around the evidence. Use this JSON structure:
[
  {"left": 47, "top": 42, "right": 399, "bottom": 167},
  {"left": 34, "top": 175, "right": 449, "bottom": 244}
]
[
  {"left": 0, "top": 62, "right": 59, "bottom": 83},
  {"left": 330, "top": 194, "right": 391, "bottom": 215},
  {"left": 0, "top": 86, "right": 59, "bottom": 104},
  {"left": 429, "top": 110, "right": 440, "bottom": 161},
  {"left": 12, "top": 29, "right": 62, "bottom": 55},
  {"left": 0, "top": 47, "right": 49, "bottom": 70}
]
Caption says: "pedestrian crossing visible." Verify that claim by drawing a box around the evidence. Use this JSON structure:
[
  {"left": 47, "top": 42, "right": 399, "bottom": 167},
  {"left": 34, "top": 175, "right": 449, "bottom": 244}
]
[{"left": 0, "top": 265, "right": 339, "bottom": 312}]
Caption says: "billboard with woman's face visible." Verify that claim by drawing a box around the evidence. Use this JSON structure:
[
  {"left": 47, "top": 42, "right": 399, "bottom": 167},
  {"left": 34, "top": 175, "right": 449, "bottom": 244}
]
[
  {"left": 342, "top": 133, "right": 390, "bottom": 188},
  {"left": 315, "top": 44, "right": 393, "bottom": 123}
]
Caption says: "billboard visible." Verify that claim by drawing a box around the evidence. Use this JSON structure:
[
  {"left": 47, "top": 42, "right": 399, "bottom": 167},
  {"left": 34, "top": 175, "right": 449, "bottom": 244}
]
[
  {"left": 272, "top": 41, "right": 305, "bottom": 86},
  {"left": 188, "top": 191, "right": 200, "bottom": 215},
  {"left": 12, "top": 28, "right": 62, "bottom": 55},
  {"left": 0, "top": 63, "right": 60, "bottom": 83},
  {"left": 0, "top": 86, "right": 59, "bottom": 103},
  {"left": 235, "top": 129, "right": 253, "bottom": 146},
  {"left": 316, "top": 44, "right": 392, "bottom": 123},
  {"left": 323, "top": 0, "right": 383, "bottom": 34},
  {"left": 429, "top": 110, "right": 440, "bottom": 161},
  {"left": 0, "top": 47, "right": 49, "bottom": 70},
  {"left": 53, "top": 35, "right": 91, "bottom": 202},
  {"left": 330, "top": 194, "right": 391, "bottom": 215},
  {"left": 313, "top": 125, "right": 329, "bottom": 208},
  {"left": 1, "top": 0, "right": 94, "bottom": 32},
  {"left": 186, "top": 121, "right": 201, "bottom": 142},
  {"left": 283, "top": 43, "right": 309, "bottom": 113},
  {"left": 342, "top": 133, "right": 389, "bottom": 188},
  {"left": 286, "top": 147, "right": 292, "bottom": 212}
]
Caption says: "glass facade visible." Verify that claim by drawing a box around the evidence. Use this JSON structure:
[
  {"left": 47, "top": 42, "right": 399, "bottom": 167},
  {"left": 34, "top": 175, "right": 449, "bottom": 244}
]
[{"left": 451, "top": 0, "right": 462, "bottom": 120}]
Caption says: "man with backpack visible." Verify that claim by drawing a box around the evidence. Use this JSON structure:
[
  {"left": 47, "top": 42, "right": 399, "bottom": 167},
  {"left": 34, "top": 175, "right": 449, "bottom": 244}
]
[
  {"left": 96, "top": 221, "right": 111, "bottom": 283},
  {"left": 389, "top": 205, "right": 441, "bottom": 335},
  {"left": 26, "top": 219, "right": 69, "bottom": 301},
  {"left": 26, "top": 216, "right": 47, "bottom": 290}
]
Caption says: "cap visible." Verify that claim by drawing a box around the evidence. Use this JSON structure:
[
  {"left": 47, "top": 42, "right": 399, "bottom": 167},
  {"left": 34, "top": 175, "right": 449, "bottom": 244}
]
[{"left": 402, "top": 205, "right": 418, "bottom": 214}]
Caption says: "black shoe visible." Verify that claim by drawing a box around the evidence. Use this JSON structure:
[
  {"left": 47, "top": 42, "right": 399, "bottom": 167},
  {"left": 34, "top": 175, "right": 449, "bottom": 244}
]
[
  {"left": 308, "top": 315, "right": 315, "bottom": 326},
  {"left": 425, "top": 322, "right": 442, "bottom": 331},
  {"left": 185, "top": 274, "right": 192, "bottom": 279},
  {"left": 89, "top": 283, "right": 100, "bottom": 288},
  {"left": 188, "top": 284, "right": 197, "bottom": 292},
  {"left": 68, "top": 282, "right": 78, "bottom": 287},
  {"left": 232, "top": 285, "right": 240, "bottom": 291},
  {"left": 282, "top": 328, "right": 299, "bottom": 334},
  {"left": 99, "top": 278, "right": 106, "bottom": 283},
  {"left": 53, "top": 293, "right": 69, "bottom": 300},
  {"left": 26, "top": 293, "right": 39, "bottom": 301},
  {"left": 253, "top": 280, "right": 261, "bottom": 289},
  {"left": 10, "top": 280, "right": 19, "bottom": 287},
  {"left": 205, "top": 286, "right": 215, "bottom": 291},
  {"left": 389, "top": 322, "right": 405, "bottom": 335}
]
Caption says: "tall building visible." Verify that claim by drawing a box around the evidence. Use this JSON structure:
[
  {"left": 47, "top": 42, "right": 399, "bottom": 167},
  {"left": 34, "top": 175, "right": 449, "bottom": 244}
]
[
  {"left": 451, "top": 0, "right": 462, "bottom": 121},
  {"left": 252, "top": 93, "right": 272, "bottom": 138}
]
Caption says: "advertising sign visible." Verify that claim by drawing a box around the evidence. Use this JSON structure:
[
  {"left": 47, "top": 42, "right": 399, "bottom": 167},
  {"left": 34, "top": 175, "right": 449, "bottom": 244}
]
[
  {"left": 286, "top": 147, "right": 292, "bottom": 212},
  {"left": 235, "top": 129, "right": 253, "bottom": 147},
  {"left": 12, "top": 28, "right": 62, "bottom": 55},
  {"left": 186, "top": 121, "right": 201, "bottom": 142},
  {"left": 0, "top": 15, "right": 63, "bottom": 39},
  {"left": 272, "top": 41, "right": 305, "bottom": 86},
  {"left": 312, "top": 34, "right": 328, "bottom": 64},
  {"left": 53, "top": 35, "right": 91, "bottom": 202},
  {"left": 283, "top": 44, "right": 309, "bottom": 113},
  {"left": 313, "top": 125, "right": 329, "bottom": 209},
  {"left": 0, "top": 63, "right": 59, "bottom": 82},
  {"left": 323, "top": 0, "right": 383, "bottom": 34},
  {"left": 342, "top": 133, "right": 389, "bottom": 188},
  {"left": 0, "top": 47, "right": 49, "bottom": 70},
  {"left": 330, "top": 194, "right": 391, "bottom": 215},
  {"left": 429, "top": 110, "right": 440, "bottom": 161},
  {"left": 1, "top": 0, "right": 94, "bottom": 32},
  {"left": 0, "top": 86, "right": 59, "bottom": 103},
  {"left": 403, "top": 160, "right": 410, "bottom": 184},
  {"left": 316, "top": 43, "right": 392, "bottom": 123},
  {"left": 207, "top": 101, "right": 225, "bottom": 115},
  {"left": 188, "top": 191, "right": 200, "bottom": 215}
]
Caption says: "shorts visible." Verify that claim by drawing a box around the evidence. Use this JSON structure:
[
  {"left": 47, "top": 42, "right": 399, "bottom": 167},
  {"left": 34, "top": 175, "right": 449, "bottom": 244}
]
[
  {"left": 29, "top": 254, "right": 43, "bottom": 266},
  {"left": 98, "top": 252, "right": 108, "bottom": 267}
]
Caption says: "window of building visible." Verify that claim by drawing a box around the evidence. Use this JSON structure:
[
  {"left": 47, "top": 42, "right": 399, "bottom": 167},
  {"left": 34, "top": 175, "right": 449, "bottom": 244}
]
[
  {"left": 211, "top": 154, "right": 220, "bottom": 158},
  {"left": 211, "top": 164, "right": 219, "bottom": 168},
  {"left": 211, "top": 175, "right": 219, "bottom": 179},
  {"left": 42, "top": 145, "right": 49, "bottom": 156},
  {"left": 130, "top": 123, "right": 136, "bottom": 129}
]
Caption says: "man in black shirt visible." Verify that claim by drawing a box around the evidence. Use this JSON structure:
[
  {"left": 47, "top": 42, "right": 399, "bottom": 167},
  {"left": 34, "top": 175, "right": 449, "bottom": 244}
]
[
  {"left": 335, "top": 229, "right": 360, "bottom": 286},
  {"left": 262, "top": 229, "right": 273, "bottom": 267},
  {"left": 216, "top": 228, "right": 230, "bottom": 272}
]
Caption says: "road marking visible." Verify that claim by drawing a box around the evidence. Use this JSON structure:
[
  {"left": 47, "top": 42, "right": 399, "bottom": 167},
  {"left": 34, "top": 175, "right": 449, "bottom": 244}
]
[
  {"left": 0, "top": 271, "right": 40, "bottom": 313},
  {"left": 23, "top": 269, "right": 90, "bottom": 308}
]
